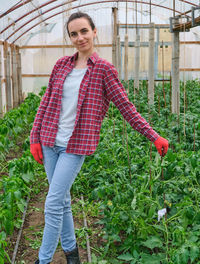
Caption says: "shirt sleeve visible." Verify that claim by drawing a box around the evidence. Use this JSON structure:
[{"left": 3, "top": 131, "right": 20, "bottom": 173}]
[
  {"left": 30, "top": 61, "right": 60, "bottom": 144},
  {"left": 103, "top": 63, "right": 159, "bottom": 142}
]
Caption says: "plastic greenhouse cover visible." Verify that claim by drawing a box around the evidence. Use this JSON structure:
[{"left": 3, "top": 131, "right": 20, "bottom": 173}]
[{"left": 0, "top": 0, "right": 200, "bottom": 45}]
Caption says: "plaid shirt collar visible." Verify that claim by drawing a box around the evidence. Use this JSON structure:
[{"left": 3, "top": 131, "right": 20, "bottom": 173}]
[{"left": 69, "top": 51, "right": 99, "bottom": 66}]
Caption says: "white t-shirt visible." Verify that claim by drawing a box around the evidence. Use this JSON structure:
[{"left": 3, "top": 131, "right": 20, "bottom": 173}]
[{"left": 55, "top": 67, "right": 87, "bottom": 147}]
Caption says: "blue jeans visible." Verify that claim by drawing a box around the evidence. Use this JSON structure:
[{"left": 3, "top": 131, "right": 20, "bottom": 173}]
[{"left": 38, "top": 145, "right": 85, "bottom": 263}]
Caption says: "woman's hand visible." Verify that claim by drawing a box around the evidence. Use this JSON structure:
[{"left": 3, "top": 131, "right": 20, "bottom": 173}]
[
  {"left": 30, "top": 143, "right": 43, "bottom": 164},
  {"left": 154, "top": 136, "right": 169, "bottom": 157}
]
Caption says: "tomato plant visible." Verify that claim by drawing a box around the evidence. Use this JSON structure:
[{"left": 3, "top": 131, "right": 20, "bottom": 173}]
[{"left": 73, "top": 80, "right": 200, "bottom": 263}]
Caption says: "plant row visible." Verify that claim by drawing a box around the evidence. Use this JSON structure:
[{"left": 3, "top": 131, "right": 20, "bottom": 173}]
[
  {"left": 0, "top": 89, "right": 46, "bottom": 263},
  {"left": 0, "top": 80, "right": 199, "bottom": 263},
  {"left": 72, "top": 80, "right": 200, "bottom": 264}
]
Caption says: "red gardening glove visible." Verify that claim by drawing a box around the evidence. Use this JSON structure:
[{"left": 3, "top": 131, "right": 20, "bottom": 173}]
[
  {"left": 154, "top": 136, "right": 169, "bottom": 157},
  {"left": 30, "top": 143, "right": 43, "bottom": 164}
]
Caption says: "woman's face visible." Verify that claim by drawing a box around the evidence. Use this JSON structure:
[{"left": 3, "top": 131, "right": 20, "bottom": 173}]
[{"left": 68, "top": 17, "right": 97, "bottom": 55}]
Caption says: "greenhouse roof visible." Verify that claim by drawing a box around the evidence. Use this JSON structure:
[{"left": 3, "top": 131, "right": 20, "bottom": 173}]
[{"left": 0, "top": 0, "right": 200, "bottom": 45}]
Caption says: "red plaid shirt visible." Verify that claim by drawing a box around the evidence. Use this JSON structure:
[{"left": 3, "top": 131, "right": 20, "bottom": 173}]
[{"left": 30, "top": 52, "right": 159, "bottom": 155}]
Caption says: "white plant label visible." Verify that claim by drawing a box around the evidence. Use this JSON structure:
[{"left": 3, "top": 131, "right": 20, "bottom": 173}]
[{"left": 158, "top": 208, "right": 167, "bottom": 221}]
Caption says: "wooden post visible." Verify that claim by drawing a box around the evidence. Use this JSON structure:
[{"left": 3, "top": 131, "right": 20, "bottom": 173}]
[
  {"left": 12, "top": 45, "right": 19, "bottom": 108},
  {"left": 172, "top": 30, "right": 180, "bottom": 115},
  {"left": 0, "top": 50, "right": 3, "bottom": 117},
  {"left": 3, "top": 41, "right": 12, "bottom": 111},
  {"left": 112, "top": 7, "right": 118, "bottom": 68},
  {"left": 7, "top": 50, "right": 12, "bottom": 110},
  {"left": 134, "top": 34, "right": 140, "bottom": 90},
  {"left": 3, "top": 42, "right": 8, "bottom": 112},
  {"left": 116, "top": 35, "right": 121, "bottom": 79},
  {"left": 148, "top": 23, "right": 155, "bottom": 105},
  {"left": 124, "top": 34, "right": 129, "bottom": 81},
  {"left": 16, "top": 46, "right": 23, "bottom": 103}
]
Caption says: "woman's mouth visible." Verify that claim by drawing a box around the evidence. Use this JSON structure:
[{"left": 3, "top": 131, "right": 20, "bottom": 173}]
[{"left": 79, "top": 42, "right": 87, "bottom": 47}]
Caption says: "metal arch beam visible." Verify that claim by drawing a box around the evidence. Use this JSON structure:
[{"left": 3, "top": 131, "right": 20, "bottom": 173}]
[
  {"left": 1, "top": 0, "right": 182, "bottom": 35},
  {"left": 1, "top": 0, "right": 196, "bottom": 34},
  {"left": 1, "top": 0, "right": 77, "bottom": 34},
  {"left": 5, "top": 0, "right": 78, "bottom": 40},
  {"left": 179, "top": 0, "right": 198, "bottom": 7},
  {"left": 0, "top": 0, "right": 32, "bottom": 19},
  {"left": 6, "top": 1, "right": 186, "bottom": 43}
]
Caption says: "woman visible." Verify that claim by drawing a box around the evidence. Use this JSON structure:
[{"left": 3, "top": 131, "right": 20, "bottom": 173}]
[{"left": 30, "top": 12, "right": 168, "bottom": 264}]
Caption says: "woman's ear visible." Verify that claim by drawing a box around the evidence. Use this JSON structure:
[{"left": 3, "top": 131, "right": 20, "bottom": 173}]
[{"left": 93, "top": 28, "right": 97, "bottom": 38}]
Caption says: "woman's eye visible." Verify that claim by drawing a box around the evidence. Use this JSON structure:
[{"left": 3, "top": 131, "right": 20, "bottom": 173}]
[
  {"left": 82, "top": 29, "right": 88, "bottom": 33},
  {"left": 70, "top": 32, "right": 77, "bottom": 37}
]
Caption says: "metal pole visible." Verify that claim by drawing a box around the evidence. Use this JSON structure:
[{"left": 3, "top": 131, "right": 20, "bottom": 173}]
[
  {"left": 112, "top": 7, "right": 118, "bottom": 67},
  {"left": 173, "top": 0, "right": 175, "bottom": 17},
  {"left": 124, "top": 34, "right": 129, "bottom": 81},
  {"left": 150, "top": 0, "right": 152, "bottom": 23},
  {"left": 171, "top": 24, "right": 180, "bottom": 115},
  {"left": 116, "top": 35, "right": 121, "bottom": 78},
  {"left": 148, "top": 23, "right": 155, "bottom": 105},
  {"left": 134, "top": 34, "right": 140, "bottom": 90}
]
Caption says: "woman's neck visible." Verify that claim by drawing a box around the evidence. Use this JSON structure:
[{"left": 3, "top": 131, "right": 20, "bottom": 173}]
[{"left": 74, "top": 50, "right": 94, "bottom": 69}]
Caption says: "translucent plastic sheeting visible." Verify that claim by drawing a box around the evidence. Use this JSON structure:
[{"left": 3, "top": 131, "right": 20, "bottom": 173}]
[
  {"left": 1, "top": 0, "right": 200, "bottom": 45},
  {"left": 0, "top": 0, "right": 200, "bottom": 96}
]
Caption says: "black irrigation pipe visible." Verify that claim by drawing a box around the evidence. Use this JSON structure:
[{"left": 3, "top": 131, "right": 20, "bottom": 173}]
[
  {"left": 11, "top": 196, "right": 30, "bottom": 264},
  {"left": 11, "top": 192, "right": 91, "bottom": 263}
]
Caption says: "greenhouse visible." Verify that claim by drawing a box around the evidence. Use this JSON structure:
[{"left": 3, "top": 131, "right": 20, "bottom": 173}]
[{"left": 0, "top": 1, "right": 200, "bottom": 263}]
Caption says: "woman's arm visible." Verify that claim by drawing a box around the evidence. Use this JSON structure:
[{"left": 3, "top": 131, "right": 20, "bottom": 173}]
[
  {"left": 30, "top": 61, "right": 60, "bottom": 144},
  {"left": 103, "top": 64, "right": 168, "bottom": 156}
]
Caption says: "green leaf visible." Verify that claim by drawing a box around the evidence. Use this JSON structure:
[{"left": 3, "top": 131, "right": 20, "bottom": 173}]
[
  {"left": 140, "top": 253, "right": 164, "bottom": 264},
  {"left": 180, "top": 247, "right": 189, "bottom": 264},
  {"left": 188, "top": 235, "right": 198, "bottom": 243},
  {"left": 117, "top": 253, "right": 134, "bottom": 261},
  {"left": 91, "top": 253, "right": 98, "bottom": 263},
  {"left": 17, "top": 203, "right": 25, "bottom": 213},
  {"left": 22, "top": 172, "right": 33, "bottom": 183},
  {"left": 14, "top": 190, "right": 21, "bottom": 199},
  {"left": 190, "top": 245, "right": 199, "bottom": 263},
  {"left": 0, "top": 232, "right": 6, "bottom": 241},
  {"left": 142, "top": 236, "right": 163, "bottom": 250},
  {"left": 130, "top": 261, "right": 137, "bottom": 264},
  {"left": 131, "top": 197, "right": 137, "bottom": 210}
]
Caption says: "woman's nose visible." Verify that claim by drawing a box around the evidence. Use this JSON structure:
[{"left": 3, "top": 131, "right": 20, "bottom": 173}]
[{"left": 77, "top": 33, "right": 84, "bottom": 41}]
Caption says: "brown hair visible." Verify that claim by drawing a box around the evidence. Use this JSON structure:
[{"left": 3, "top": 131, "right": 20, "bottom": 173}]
[{"left": 66, "top": 12, "right": 96, "bottom": 36}]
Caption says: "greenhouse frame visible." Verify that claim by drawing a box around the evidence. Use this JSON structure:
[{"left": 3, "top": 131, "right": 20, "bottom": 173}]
[{"left": 0, "top": 1, "right": 200, "bottom": 264}]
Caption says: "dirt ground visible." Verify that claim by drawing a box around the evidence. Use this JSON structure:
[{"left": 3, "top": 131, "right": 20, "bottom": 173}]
[{"left": 7, "top": 185, "right": 89, "bottom": 264}]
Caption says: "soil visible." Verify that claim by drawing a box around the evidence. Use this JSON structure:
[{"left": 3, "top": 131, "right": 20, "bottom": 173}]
[
  {"left": 4, "top": 132, "right": 106, "bottom": 264},
  {"left": 6, "top": 183, "right": 89, "bottom": 264}
]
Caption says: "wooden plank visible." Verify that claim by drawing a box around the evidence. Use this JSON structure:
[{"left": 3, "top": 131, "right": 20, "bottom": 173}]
[
  {"left": 3, "top": 42, "right": 8, "bottom": 112},
  {"left": 180, "top": 41, "right": 200, "bottom": 44},
  {"left": 124, "top": 34, "right": 129, "bottom": 82},
  {"left": 116, "top": 35, "right": 121, "bottom": 79},
  {"left": 173, "top": 16, "right": 200, "bottom": 32},
  {"left": 112, "top": 7, "right": 118, "bottom": 67},
  {"left": 148, "top": 23, "right": 155, "bottom": 105},
  {"left": 22, "top": 74, "right": 50, "bottom": 77},
  {"left": 0, "top": 40, "right": 13, "bottom": 47},
  {"left": 20, "top": 44, "right": 73, "bottom": 49},
  {"left": 21, "top": 69, "right": 200, "bottom": 78},
  {"left": 12, "top": 46, "right": 19, "bottom": 108},
  {"left": 172, "top": 31, "right": 180, "bottom": 115},
  {"left": 19, "top": 44, "right": 112, "bottom": 49},
  {"left": 6, "top": 50, "right": 12, "bottom": 111},
  {"left": 180, "top": 68, "right": 200, "bottom": 71},
  {"left": 16, "top": 47, "right": 23, "bottom": 103},
  {"left": 119, "top": 23, "right": 170, "bottom": 28}
]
